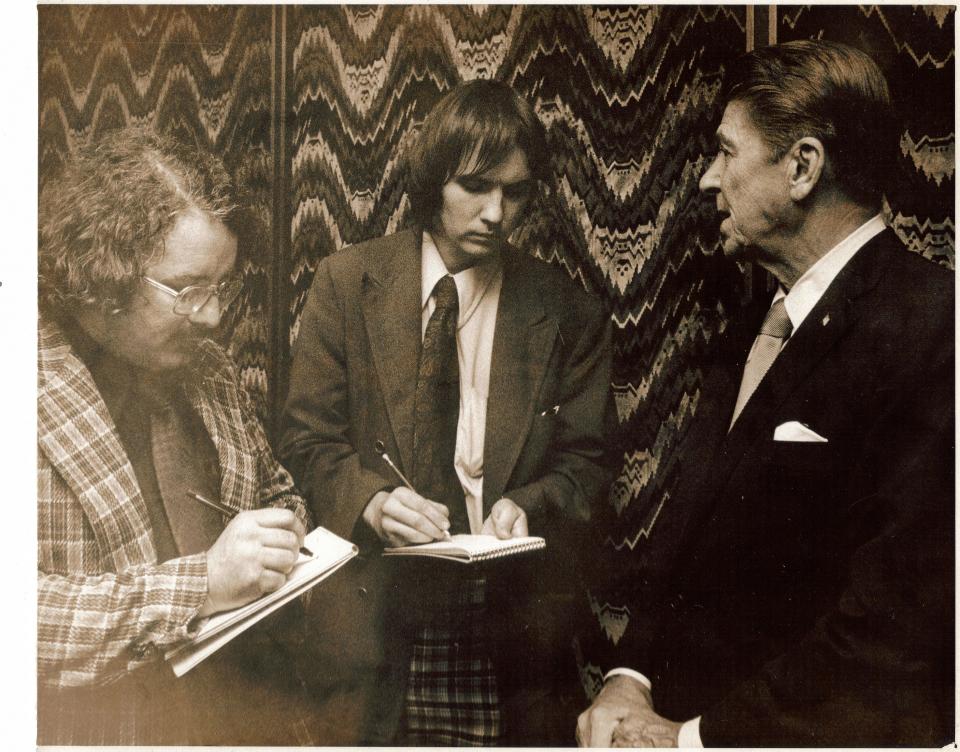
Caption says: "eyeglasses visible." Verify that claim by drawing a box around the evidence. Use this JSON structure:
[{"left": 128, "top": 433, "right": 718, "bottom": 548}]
[{"left": 142, "top": 275, "right": 243, "bottom": 316}]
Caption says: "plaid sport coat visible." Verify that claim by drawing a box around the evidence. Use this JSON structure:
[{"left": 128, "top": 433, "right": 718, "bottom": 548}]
[{"left": 38, "top": 315, "right": 310, "bottom": 691}]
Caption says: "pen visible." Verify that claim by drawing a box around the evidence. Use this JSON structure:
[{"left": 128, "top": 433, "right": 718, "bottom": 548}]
[
  {"left": 374, "top": 441, "right": 452, "bottom": 541},
  {"left": 186, "top": 489, "right": 314, "bottom": 558}
]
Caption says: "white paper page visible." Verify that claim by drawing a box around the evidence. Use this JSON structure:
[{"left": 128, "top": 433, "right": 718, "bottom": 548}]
[{"left": 165, "top": 526, "right": 357, "bottom": 674}]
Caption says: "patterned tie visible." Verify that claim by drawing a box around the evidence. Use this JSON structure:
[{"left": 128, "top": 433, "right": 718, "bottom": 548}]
[
  {"left": 412, "top": 275, "right": 467, "bottom": 533},
  {"left": 729, "top": 298, "right": 793, "bottom": 428},
  {"left": 149, "top": 387, "right": 225, "bottom": 555}
]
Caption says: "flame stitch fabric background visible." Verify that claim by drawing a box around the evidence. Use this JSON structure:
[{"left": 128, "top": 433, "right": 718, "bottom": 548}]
[{"left": 39, "top": 4, "right": 954, "bottom": 700}]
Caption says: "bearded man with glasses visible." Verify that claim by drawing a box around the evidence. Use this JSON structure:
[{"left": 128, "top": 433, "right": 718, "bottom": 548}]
[{"left": 38, "top": 126, "right": 319, "bottom": 745}]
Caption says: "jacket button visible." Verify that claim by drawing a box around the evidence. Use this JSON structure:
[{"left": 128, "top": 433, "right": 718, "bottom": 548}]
[{"left": 358, "top": 586, "right": 368, "bottom": 597}]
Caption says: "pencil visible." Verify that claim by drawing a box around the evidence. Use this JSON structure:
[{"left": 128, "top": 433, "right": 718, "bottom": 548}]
[
  {"left": 186, "top": 490, "right": 315, "bottom": 558},
  {"left": 187, "top": 489, "right": 236, "bottom": 518},
  {"left": 374, "top": 445, "right": 452, "bottom": 541}
]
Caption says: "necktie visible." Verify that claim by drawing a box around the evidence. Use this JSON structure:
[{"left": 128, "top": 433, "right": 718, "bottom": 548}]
[
  {"left": 730, "top": 298, "right": 793, "bottom": 428},
  {"left": 149, "top": 386, "right": 225, "bottom": 555},
  {"left": 412, "top": 275, "right": 467, "bottom": 533}
]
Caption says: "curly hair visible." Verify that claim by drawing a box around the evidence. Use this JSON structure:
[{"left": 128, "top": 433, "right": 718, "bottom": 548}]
[
  {"left": 39, "top": 126, "right": 240, "bottom": 312},
  {"left": 405, "top": 79, "right": 553, "bottom": 228}
]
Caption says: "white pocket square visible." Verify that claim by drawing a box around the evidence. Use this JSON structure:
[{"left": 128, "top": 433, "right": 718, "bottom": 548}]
[{"left": 773, "top": 421, "right": 828, "bottom": 443}]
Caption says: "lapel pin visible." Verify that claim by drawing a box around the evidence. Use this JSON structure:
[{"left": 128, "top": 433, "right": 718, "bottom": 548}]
[{"left": 821, "top": 314, "right": 831, "bottom": 327}]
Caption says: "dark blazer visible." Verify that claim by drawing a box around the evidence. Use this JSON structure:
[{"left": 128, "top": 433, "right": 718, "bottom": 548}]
[
  {"left": 280, "top": 229, "right": 613, "bottom": 744},
  {"left": 602, "top": 230, "right": 954, "bottom": 746}
]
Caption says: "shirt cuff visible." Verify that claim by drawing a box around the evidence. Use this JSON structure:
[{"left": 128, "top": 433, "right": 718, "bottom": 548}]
[
  {"left": 677, "top": 716, "right": 703, "bottom": 748},
  {"left": 603, "top": 667, "right": 652, "bottom": 691}
]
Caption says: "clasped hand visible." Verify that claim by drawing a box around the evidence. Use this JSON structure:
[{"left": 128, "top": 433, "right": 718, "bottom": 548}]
[
  {"left": 576, "top": 675, "right": 681, "bottom": 747},
  {"left": 200, "top": 508, "right": 306, "bottom": 616},
  {"left": 363, "top": 488, "right": 527, "bottom": 547}
]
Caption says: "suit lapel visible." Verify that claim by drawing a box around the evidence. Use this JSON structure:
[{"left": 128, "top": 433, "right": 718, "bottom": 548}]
[
  {"left": 483, "top": 254, "right": 557, "bottom": 508},
  {"left": 360, "top": 230, "right": 423, "bottom": 476},
  {"left": 667, "top": 306, "right": 761, "bottom": 533},
  {"left": 37, "top": 320, "right": 157, "bottom": 570},
  {"left": 714, "top": 233, "right": 892, "bottom": 490}
]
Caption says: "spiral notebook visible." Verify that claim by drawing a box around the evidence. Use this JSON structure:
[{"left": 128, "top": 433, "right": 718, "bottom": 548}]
[
  {"left": 382, "top": 533, "right": 545, "bottom": 563},
  {"left": 165, "top": 525, "right": 357, "bottom": 676}
]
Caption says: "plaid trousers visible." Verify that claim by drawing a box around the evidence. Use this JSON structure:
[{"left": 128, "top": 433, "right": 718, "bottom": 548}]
[{"left": 400, "top": 574, "right": 502, "bottom": 746}]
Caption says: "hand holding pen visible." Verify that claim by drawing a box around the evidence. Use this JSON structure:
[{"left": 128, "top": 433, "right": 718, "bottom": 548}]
[
  {"left": 360, "top": 441, "right": 452, "bottom": 547},
  {"left": 187, "top": 490, "right": 314, "bottom": 559},
  {"left": 185, "top": 490, "right": 311, "bottom": 617}
]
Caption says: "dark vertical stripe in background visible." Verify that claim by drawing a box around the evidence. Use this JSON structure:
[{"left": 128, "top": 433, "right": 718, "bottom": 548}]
[
  {"left": 746, "top": 7, "right": 780, "bottom": 302},
  {"left": 269, "top": 5, "right": 292, "bottom": 439}
]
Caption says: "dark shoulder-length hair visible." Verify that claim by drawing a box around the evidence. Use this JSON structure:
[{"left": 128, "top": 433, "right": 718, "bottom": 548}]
[
  {"left": 405, "top": 79, "right": 553, "bottom": 227},
  {"left": 722, "top": 39, "right": 898, "bottom": 207},
  {"left": 39, "top": 125, "right": 240, "bottom": 313}
]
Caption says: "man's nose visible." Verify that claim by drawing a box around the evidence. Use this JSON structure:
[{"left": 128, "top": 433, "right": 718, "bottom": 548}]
[
  {"left": 188, "top": 294, "right": 222, "bottom": 329},
  {"left": 480, "top": 188, "right": 503, "bottom": 225},
  {"left": 699, "top": 154, "right": 722, "bottom": 193}
]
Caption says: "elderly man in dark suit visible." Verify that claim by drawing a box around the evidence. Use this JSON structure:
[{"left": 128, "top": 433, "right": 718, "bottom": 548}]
[
  {"left": 577, "top": 40, "right": 953, "bottom": 747},
  {"left": 280, "top": 79, "right": 613, "bottom": 745}
]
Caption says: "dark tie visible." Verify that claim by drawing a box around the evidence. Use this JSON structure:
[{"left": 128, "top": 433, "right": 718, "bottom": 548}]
[
  {"left": 149, "top": 386, "right": 225, "bottom": 555},
  {"left": 730, "top": 298, "right": 793, "bottom": 428},
  {"left": 412, "top": 275, "right": 467, "bottom": 533}
]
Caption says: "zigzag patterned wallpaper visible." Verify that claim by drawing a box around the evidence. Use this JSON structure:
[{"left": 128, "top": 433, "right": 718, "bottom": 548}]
[
  {"left": 38, "top": 4, "right": 954, "bottom": 703},
  {"left": 39, "top": 5, "right": 278, "bottom": 404}
]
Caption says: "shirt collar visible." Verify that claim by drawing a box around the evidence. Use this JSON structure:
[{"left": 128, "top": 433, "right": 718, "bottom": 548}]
[
  {"left": 421, "top": 230, "right": 501, "bottom": 326},
  {"left": 777, "top": 214, "right": 886, "bottom": 330}
]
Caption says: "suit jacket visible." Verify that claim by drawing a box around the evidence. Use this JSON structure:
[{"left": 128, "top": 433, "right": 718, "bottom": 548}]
[
  {"left": 602, "top": 230, "right": 954, "bottom": 746},
  {"left": 280, "top": 228, "right": 613, "bottom": 744},
  {"left": 37, "top": 315, "right": 313, "bottom": 744}
]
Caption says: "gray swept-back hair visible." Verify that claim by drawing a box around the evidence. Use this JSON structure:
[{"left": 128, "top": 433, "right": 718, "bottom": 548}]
[{"left": 723, "top": 40, "right": 897, "bottom": 207}]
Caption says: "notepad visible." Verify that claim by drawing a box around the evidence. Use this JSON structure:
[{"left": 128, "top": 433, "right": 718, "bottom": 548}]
[
  {"left": 382, "top": 534, "right": 545, "bottom": 563},
  {"left": 165, "top": 525, "right": 357, "bottom": 677}
]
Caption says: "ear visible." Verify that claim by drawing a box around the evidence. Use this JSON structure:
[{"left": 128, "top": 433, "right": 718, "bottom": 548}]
[{"left": 786, "top": 137, "right": 825, "bottom": 201}]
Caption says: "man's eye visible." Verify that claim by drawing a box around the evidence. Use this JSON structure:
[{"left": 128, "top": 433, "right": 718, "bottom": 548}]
[
  {"left": 458, "top": 178, "right": 486, "bottom": 193},
  {"left": 504, "top": 181, "right": 533, "bottom": 200}
]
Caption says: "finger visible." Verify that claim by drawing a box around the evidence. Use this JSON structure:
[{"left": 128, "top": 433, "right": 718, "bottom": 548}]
[
  {"left": 243, "top": 507, "right": 299, "bottom": 529},
  {"left": 610, "top": 723, "right": 626, "bottom": 748},
  {"left": 256, "top": 526, "right": 300, "bottom": 552},
  {"left": 383, "top": 497, "right": 448, "bottom": 540},
  {"left": 576, "top": 713, "right": 590, "bottom": 747},
  {"left": 492, "top": 505, "right": 519, "bottom": 539},
  {"left": 393, "top": 489, "right": 451, "bottom": 532},
  {"left": 258, "top": 568, "right": 286, "bottom": 595},
  {"left": 481, "top": 515, "right": 496, "bottom": 536},
  {"left": 589, "top": 712, "right": 617, "bottom": 749},
  {"left": 511, "top": 510, "right": 528, "bottom": 537},
  {"left": 291, "top": 518, "right": 307, "bottom": 543},
  {"left": 382, "top": 517, "right": 435, "bottom": 546},
  {"left": 259, "top": 545, "right": 298, "bottom": 574},
  {"left": 494, "top": 514, "right": 514, "bottom": 539}
]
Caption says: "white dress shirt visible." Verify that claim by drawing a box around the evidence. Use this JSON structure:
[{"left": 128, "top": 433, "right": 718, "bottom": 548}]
[
  {"left": 605, "top": 214, "right": 887, "bottom": 747},
  {"left": 421, "top": 231, "right": 503, "bottom": 533}
]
